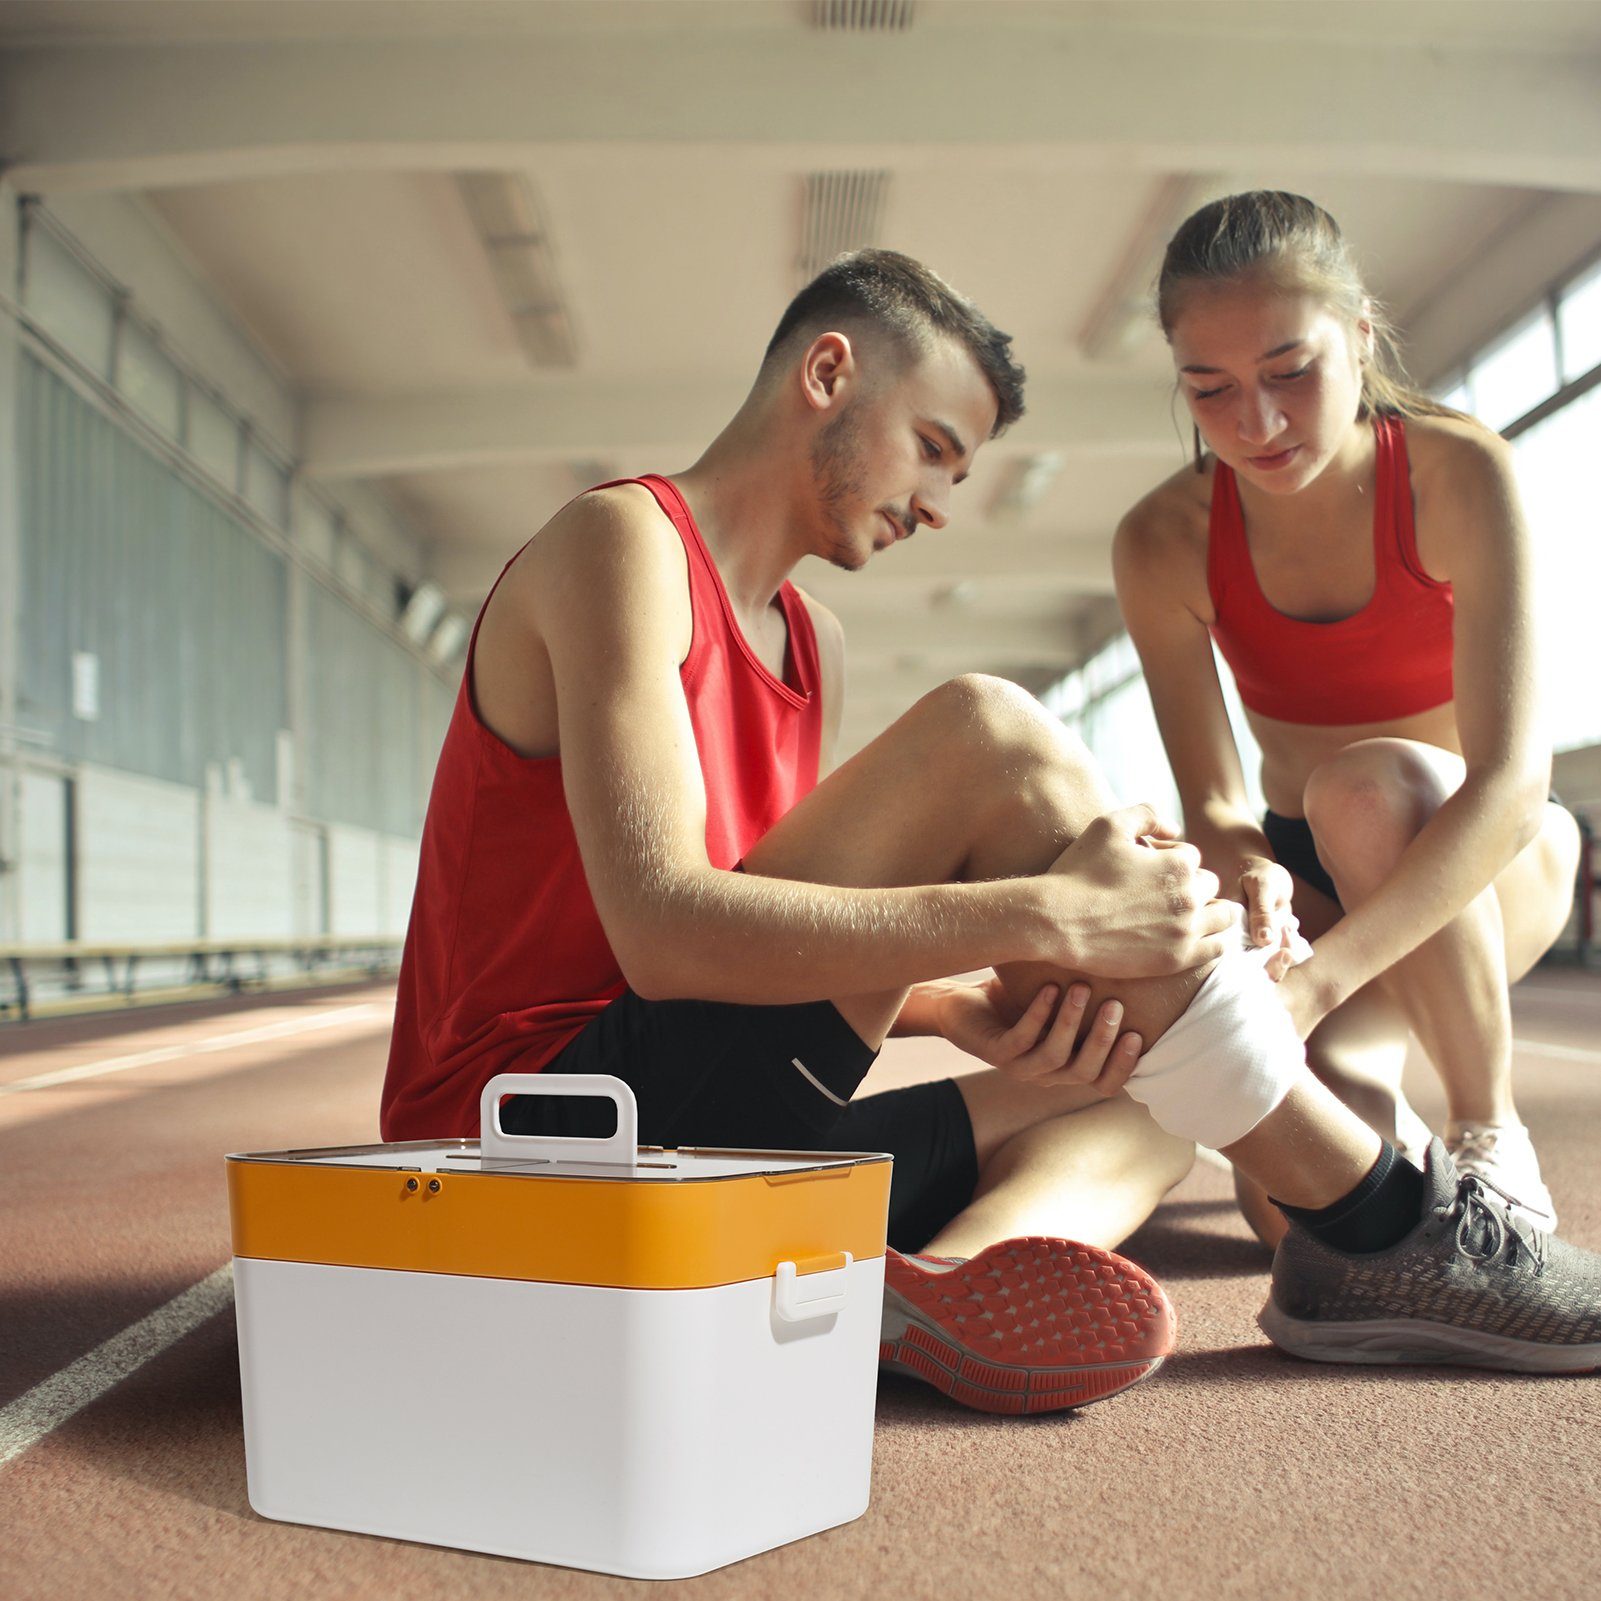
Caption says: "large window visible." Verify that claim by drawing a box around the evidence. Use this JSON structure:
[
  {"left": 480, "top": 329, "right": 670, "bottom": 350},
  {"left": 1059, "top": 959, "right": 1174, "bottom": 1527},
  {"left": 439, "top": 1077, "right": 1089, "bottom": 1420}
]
[
  {"left": 1040, "top": 634, "right": 1264, "bottom": 820},
  {"left": 1511, "top": 382, "right": 1601, "bottom": 751},
  {"left": 1440, "top": 255, "right": 1601, "bottom": 752}
]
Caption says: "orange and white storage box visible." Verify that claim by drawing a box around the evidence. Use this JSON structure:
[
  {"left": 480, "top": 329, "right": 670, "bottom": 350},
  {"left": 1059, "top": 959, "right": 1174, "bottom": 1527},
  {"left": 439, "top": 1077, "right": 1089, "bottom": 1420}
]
[{"left": 227, "top": 1074, "right": 892, "bottom": 1581}]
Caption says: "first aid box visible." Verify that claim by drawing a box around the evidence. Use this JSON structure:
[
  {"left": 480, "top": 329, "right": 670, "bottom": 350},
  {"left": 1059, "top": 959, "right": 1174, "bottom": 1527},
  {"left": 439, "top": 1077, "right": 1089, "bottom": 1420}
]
[{"left": 227, "top": 1074, "right": 893, "bottom": 1579}]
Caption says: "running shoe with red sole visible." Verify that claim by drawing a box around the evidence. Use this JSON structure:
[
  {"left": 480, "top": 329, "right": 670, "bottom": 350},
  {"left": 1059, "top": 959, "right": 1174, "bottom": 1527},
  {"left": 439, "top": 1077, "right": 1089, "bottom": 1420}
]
[{"left": 879, "top": 1236, "right": 1177, "bottom": 1415}]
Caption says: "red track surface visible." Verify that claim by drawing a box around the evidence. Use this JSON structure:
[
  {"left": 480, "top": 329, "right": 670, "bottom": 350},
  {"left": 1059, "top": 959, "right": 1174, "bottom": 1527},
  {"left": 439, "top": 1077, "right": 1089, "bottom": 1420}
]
[{"left": 3, "top": 975, "right": 1600, "bottom": 1600}]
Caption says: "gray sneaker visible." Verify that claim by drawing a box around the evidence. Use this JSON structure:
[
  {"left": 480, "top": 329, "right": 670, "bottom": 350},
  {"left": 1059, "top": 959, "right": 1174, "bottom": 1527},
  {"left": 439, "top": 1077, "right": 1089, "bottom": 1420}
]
[{"left": 1259, "top": 1139, "right": 1601, "bottom": 1373}]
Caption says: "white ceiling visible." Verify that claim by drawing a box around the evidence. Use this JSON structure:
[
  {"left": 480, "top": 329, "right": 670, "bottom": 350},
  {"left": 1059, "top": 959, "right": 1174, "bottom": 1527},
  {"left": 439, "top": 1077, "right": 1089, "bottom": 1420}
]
[{"left": 3, "top": 0, "right": 1600, "bottom": 753}]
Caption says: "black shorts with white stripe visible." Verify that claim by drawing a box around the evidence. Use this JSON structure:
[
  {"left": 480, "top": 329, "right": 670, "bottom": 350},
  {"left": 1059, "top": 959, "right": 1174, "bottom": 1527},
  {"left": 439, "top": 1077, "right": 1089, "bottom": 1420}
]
[{"left": 498, "top": 990, "right": 980, "bottom": 1251}]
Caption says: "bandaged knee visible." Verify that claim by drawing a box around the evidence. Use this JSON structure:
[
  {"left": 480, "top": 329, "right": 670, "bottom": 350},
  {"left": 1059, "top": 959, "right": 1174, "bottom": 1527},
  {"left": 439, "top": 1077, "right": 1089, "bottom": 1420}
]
[{"left": 1122, "top": 935, "right": 1312, "bottom": 1149}]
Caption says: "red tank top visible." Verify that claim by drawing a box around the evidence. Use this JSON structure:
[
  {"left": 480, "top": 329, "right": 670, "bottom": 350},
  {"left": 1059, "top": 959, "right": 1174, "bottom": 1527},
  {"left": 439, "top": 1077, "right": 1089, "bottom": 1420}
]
[
  {"left": 380, "top": 475, "right": 823, "bottom": 1141},
  {"left": 1207, "top": 414, "right": 1454, "bottom": 725}
]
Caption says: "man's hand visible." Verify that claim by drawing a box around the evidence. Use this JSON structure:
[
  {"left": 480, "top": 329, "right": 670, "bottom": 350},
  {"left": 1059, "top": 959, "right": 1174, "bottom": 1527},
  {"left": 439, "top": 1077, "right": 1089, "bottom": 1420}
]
[
  {"left": 1239, "top": 855, "right": 1299, "bottom": 949},
  {"left": 932, "top": 976, "right": 1144, "bottom": 1095},
  {"left": 1039, "top": 803, "right": 1242, "bottom": 978}
]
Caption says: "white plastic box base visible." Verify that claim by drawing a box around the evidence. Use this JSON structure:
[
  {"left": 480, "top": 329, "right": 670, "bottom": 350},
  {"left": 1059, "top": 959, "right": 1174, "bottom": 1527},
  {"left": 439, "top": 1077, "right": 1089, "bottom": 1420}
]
[{"left": 235, "top": 1252, "right": 885, "bottom": 1580}]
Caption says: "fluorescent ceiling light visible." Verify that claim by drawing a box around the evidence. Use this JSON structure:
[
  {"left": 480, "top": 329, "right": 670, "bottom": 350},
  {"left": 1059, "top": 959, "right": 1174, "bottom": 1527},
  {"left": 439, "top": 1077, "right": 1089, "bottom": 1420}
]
[
  {"left": 400, "top": 580, "right": 447, "bottom": 644},
  {"left": 457, "top": 172, "right": 577, "bottom": 368},
  {"left": 428, "top": 613, "right": 471, "bottom": 666}
]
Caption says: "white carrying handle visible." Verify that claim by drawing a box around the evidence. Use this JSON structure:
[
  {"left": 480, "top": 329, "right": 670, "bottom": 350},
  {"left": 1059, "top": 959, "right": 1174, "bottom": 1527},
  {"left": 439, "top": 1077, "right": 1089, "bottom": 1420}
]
[
  {"left": 773, "top": 1254, "right": 853, "bottom": 1324},
  {"left": 478, "top": 1073, "right": 640, "bottom": 1167}
]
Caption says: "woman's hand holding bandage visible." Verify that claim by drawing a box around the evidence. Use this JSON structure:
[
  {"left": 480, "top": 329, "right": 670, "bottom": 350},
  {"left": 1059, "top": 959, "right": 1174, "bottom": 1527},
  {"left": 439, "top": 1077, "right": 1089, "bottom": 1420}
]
[{"left": 1239, "top": 855, "right": 1299, "bottom": 950}]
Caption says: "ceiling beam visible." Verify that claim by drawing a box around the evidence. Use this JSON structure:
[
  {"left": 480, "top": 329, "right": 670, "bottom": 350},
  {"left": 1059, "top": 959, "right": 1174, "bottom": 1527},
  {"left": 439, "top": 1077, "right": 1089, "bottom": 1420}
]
[
  {"left": 4, "top": 29, "right": 1600, "bottom": 195},
  {"left": 797, "top": 542, "right": 1120, "bottom": 601},
  {"left": 302, "top": 376, "right": 1175, "bottom": 480},
  {"left": 426, "top": 549, "right": 1103, "bottom": 668},
  {"left": 428, "top": 533, "right": 1122, "bottom": 610}
]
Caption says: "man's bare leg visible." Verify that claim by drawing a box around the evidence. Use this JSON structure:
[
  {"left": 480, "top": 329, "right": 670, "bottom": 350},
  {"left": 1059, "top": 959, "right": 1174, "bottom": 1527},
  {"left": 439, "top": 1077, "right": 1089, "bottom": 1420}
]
[
  {"left": 742, "top": 673, "right": 1210, "bottom": 1250},
  {"left": 925, "top": 1090, "right": 1194, "bottom": 1257}
]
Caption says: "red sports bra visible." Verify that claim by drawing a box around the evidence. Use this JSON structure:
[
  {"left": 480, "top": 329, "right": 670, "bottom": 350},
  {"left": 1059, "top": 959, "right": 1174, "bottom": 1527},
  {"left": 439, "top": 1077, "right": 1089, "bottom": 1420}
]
[{"left": 1206, "top": 413, "right": 1454, "bottom": 726}]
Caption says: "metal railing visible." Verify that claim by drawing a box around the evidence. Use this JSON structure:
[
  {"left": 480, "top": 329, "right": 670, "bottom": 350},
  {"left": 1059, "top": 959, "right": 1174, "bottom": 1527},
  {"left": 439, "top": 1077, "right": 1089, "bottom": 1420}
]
[{"left": 0, "top": 935, "right": 402, "bottom": 1021}]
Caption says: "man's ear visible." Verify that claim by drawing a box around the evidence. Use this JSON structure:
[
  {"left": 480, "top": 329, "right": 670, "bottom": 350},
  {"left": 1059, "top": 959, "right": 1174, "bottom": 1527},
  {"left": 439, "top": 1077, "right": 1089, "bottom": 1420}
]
[{"left": 800, "top": 331, "right": 856, "bottom": 414}]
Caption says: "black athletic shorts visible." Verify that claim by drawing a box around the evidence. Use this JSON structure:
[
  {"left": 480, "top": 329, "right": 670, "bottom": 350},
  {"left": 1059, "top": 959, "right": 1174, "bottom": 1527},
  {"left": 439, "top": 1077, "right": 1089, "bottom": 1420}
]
[
  {"left": 500, "top": 991, "right": 980, "bottom": 1253},
  {"left": 1262, "top": 809, "right": 1342, "bottom": 909}
]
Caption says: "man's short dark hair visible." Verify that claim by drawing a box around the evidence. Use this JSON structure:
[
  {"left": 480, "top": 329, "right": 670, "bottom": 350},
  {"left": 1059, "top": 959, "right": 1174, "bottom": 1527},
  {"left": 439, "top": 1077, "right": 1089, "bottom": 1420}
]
[{"left": 763, "top": 249, "right": 1026, "bottom": 435}]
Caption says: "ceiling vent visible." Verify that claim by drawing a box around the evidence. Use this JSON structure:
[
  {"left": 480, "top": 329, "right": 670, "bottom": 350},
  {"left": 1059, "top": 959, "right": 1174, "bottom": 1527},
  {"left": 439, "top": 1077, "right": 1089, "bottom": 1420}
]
[
  {"left": 813, "top": 1, "right": 916, "bottom": 30},
  {"left": 457, "top": 172, "right": 578, "bottom": 368},
  {"left": 798, "top": 170, "right": 890, "bottom": 283}
]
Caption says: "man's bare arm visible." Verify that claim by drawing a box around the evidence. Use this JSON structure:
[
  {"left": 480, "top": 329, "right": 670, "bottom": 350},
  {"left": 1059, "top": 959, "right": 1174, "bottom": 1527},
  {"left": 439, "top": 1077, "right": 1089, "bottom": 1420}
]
[{"left": 518, "top": 490, "right": 1230, "bottom": 1004}]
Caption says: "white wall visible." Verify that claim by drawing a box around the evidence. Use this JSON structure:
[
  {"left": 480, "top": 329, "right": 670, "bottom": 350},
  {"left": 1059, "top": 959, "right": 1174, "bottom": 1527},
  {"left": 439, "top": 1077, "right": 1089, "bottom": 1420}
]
[
  {"left": 76, "top": 765, "right": 201, "bottom": 942},
  {"left": 290, "top": 819, "right": 328, "bottom": 939},
  {"left": 18, "top": 768, "right": 68, "bottom": 943},
  {"left": 203, "top": 794, "right": 295, "bottom": 940},
  {"left": 328, "top": 823, "right": 384, "bottom": 937},
  {"left": 68, "top": 765, "right": 417, "bottom": 946},
  {"left": 380, "top": 837, "right": 421, "bottom": 937}
]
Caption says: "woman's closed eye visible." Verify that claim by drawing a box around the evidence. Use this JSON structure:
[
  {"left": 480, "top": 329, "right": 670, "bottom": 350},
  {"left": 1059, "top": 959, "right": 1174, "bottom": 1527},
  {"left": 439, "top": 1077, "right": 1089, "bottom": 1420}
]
[{"left": 1193, "top": 365, "right": 1310, "bottom": 402}]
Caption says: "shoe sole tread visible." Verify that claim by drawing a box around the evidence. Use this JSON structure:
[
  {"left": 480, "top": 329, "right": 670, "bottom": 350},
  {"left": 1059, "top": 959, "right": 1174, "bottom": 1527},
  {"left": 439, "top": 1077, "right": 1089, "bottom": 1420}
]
[{"left": 881, "top": 1236, "right": 1176, "bottom": 1414}]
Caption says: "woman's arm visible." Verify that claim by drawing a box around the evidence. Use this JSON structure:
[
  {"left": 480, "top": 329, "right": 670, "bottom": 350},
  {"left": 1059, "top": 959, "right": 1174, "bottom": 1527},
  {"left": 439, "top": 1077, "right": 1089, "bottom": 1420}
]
[
  {"left": 1114, "top": 501, "right": 1296, "bottom": 947},
  {"left": 1285, "top": 426, "right": 1550, "bottom": 1028}
]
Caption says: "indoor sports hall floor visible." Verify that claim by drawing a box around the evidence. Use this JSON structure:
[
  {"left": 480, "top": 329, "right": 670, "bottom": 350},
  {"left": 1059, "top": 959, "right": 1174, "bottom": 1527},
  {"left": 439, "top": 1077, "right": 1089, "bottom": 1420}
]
[{"left": 3, "top": 971, "right": 1599, "bottom": 1601}]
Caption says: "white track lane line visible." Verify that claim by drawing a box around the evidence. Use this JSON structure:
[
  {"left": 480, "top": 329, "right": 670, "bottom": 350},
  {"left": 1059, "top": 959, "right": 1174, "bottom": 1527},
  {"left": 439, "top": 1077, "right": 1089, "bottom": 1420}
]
[
  {"left": 0, "top": 1003, "right": 389, "bottom": 1096},
  {"left": 0, "top": 1265, "right": 235, "bottom": 1470},
  {"left": 1513, "top": 1038, "right": 1601, "bottom": 1064}
]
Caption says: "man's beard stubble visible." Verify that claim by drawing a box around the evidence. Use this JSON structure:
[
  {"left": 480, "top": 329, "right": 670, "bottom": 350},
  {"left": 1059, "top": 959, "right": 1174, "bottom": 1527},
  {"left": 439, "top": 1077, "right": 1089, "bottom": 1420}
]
[{"left": 809, "top": 408, "right": 873, "bottom": 572}]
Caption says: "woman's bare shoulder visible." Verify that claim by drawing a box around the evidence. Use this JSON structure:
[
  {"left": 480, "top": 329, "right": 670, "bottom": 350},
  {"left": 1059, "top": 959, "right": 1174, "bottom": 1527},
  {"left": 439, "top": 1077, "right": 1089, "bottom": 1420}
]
[
  {"left": 1402, "top": 413, "right": 1521, "bottom": 580},
  {"left": 1115, "top": 458, "right": 1215, "bottom": 585},
  {"left": 1402, "top": 411, "right": 1514, "bottom": 489}
]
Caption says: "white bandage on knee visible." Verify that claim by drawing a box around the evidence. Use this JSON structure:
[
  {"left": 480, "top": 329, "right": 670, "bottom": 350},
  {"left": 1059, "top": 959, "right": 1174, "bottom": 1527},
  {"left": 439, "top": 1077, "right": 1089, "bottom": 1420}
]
[{"left": 1122, "top": 934, "right": 1313, "bottom": 1150}]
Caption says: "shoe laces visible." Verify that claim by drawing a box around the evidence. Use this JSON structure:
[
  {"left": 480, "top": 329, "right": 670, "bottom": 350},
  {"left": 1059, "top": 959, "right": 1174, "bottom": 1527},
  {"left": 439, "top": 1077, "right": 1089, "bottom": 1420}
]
[
  {"left": 1450, "top": 1125, "right": 1519, "bottom": 1167},
  {"left": 1436, "top": 1173, "right": 1545, "bottom": 1272}
]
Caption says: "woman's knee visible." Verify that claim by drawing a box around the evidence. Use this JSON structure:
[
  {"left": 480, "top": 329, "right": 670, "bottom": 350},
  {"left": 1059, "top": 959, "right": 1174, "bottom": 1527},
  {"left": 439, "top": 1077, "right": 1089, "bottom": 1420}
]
[{"left": 1303, "top": 739, "right": 1451, "bottom": 888}]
